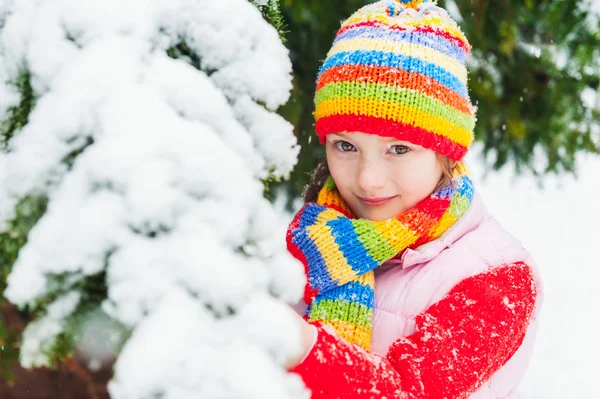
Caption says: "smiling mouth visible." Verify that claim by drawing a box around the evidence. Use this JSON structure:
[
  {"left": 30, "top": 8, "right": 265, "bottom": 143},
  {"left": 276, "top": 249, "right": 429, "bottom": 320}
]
[{"left": 357, "top": 195, "right": 397, "bottom": 207}]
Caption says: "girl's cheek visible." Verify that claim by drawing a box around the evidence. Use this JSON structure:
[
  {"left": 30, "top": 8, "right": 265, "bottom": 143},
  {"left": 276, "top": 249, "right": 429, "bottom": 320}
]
[
  {"left": 328, "top": 152, "right": 356, "bottom": 179},
  {"left": 390, "top": 166, "right": 430, "bottom": 198},
  {"left": 388, "top": 163, "right": 412, "bottom": 185}
]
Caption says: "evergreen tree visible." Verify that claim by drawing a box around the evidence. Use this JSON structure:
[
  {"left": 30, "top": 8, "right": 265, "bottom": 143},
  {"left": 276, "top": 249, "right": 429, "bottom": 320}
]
[
  {"left": 452, "top": 0, "right": 600, "bottom": 175},
  {"left": 0, "top": 1, "right": 305, "bottom": 398}
]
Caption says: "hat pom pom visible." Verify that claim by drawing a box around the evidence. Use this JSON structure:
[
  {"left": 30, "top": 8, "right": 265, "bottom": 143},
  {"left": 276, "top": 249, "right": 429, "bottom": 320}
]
[
  {"left": 395, "top": 0, "right": 434, "bottom": 9},
  {"left": 387, "top": 0, "right": 434, "bottom": 16}
]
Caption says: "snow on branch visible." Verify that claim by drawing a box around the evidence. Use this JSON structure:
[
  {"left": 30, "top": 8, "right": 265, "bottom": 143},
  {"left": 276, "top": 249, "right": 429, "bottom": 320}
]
[{"left": 0, "top": 0, "right": 305, "bottom": 397}]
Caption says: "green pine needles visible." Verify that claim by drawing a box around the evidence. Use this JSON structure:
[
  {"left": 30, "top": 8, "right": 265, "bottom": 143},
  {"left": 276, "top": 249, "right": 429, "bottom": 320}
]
[
  {"left": 250, "top": 0, "right": 289, "bottom": 43},
  {"left": 0, "top": 196, "right": 47, "bottom": 381},
  {"left": 1, "top": 69, "right": 36, "bottom": 150}
]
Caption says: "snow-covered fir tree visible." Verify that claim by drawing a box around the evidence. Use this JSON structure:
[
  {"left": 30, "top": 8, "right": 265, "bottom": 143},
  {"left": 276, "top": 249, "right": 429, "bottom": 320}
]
[{"left": 0, "top": 0, "right": 307, "bottom": 397}]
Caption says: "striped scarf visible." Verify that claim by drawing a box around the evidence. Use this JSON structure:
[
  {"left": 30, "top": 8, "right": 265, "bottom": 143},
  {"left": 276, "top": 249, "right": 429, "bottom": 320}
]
[{"left": 286, "top": 165, "right": 474, "bottom": 350}]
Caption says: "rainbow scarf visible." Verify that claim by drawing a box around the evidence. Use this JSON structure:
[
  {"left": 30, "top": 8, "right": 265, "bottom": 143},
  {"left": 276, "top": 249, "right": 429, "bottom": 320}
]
[{"left": 286, "top": 165, "right": 474, "bottom": 350}]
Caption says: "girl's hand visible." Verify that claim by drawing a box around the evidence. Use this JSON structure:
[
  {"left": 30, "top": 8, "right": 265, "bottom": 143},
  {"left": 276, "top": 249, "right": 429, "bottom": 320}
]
[{"left": 284, "top": 306, "right": 317, "bottom": 370}]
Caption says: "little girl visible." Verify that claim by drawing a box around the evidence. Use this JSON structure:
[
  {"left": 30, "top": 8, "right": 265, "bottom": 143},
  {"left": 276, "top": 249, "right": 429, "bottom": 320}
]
[{"left": 283, "top": 1, "right": 543, "bottom": 398}]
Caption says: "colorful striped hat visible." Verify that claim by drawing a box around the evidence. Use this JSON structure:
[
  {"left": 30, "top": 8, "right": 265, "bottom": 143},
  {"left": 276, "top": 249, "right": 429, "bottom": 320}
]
[{"left": 314, "top": 0, "right": 476, "bottom": 161}]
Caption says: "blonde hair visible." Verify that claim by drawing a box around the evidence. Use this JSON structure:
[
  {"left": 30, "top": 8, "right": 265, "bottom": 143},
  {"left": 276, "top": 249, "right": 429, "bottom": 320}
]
[{"left": 434, "top": 154, "right": 458, "bottom": 192}]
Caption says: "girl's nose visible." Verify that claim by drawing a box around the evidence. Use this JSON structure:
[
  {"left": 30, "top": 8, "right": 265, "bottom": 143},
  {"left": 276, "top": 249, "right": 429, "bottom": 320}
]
[{"left": 357, "top": 158, "right": 386, "bottom": 193}]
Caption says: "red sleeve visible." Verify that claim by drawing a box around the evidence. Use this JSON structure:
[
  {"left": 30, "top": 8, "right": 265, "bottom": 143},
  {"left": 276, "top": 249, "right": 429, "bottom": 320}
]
[{"left": 291, "top": 262, "right": 538, "bottom": 399}]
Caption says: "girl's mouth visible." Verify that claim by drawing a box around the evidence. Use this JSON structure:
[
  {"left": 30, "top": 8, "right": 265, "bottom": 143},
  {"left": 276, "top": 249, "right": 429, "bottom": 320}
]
[{"left": 357, "top": 195, "right": 397, "bottom": 207}]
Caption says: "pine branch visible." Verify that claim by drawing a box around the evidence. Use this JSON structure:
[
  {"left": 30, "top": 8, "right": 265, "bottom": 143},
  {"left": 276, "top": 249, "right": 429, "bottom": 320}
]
[
  {"left": 250, "top": 0, "right": 289, "bottom": 43},
  {"left": 0, "top": 69, "right": 36, "bottom": 150}
]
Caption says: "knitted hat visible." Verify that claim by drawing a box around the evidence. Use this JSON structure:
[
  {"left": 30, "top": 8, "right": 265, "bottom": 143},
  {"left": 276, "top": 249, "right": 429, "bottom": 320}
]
[{"left": 314, "top": 0, "right": 476, "bottom": 161}]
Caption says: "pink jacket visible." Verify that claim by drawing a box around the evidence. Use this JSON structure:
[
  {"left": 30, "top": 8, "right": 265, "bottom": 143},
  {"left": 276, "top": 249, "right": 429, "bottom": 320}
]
[{"left": 293, "top": 193, "right": 543, "bottom": 399}]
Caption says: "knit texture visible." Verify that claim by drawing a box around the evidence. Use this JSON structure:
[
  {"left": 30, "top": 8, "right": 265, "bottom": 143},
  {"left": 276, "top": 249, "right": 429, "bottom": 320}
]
[
  {"left": 314, "top": 0, "right": 476, "bottom": 161},
  {"left": 286, "top": 163, "right": 475, "bottom": 350}
]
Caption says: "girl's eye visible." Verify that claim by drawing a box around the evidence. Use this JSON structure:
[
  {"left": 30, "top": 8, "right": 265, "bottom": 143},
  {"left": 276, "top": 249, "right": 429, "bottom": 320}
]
[
  {"left": 390, "top": 145, "right": 410, "bottom": 155},
  {"left": 335, "top": 141, "right": 356, "bottom": 152}
]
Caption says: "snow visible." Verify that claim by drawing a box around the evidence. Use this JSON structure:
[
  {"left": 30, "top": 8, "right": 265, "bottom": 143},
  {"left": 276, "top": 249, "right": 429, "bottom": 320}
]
[
  {"left": 581, "top": 0, "right": 600, "bottom": 33},
  {"left": 518, "top": 42, "right": 542, "bottom": 59},
  {"left": 19, "top": 291, "right": 81, "bottom": 368},
  {"left": 467, "top": 50, "right": 503, "bottom": 97},
  {"left": 444, "top": 0, "right": 463, "bottom": 23},
  {"left": 466, "top": 146, "right": 600, "bottom": 398},
  {"left": 109, "top": 290, "right": 309, "bottom": 399},
  {"left": 0, "top": 0, "right": 305, "bottom": 398},
  {"left": 581, "top": 87, "right": 598, "bottom": 109}
]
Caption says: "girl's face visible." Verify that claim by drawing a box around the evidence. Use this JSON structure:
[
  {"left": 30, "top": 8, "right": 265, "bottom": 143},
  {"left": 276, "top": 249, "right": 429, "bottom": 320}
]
[{"left": 325, "top": 131, "right": 444, "bottom": 221}]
